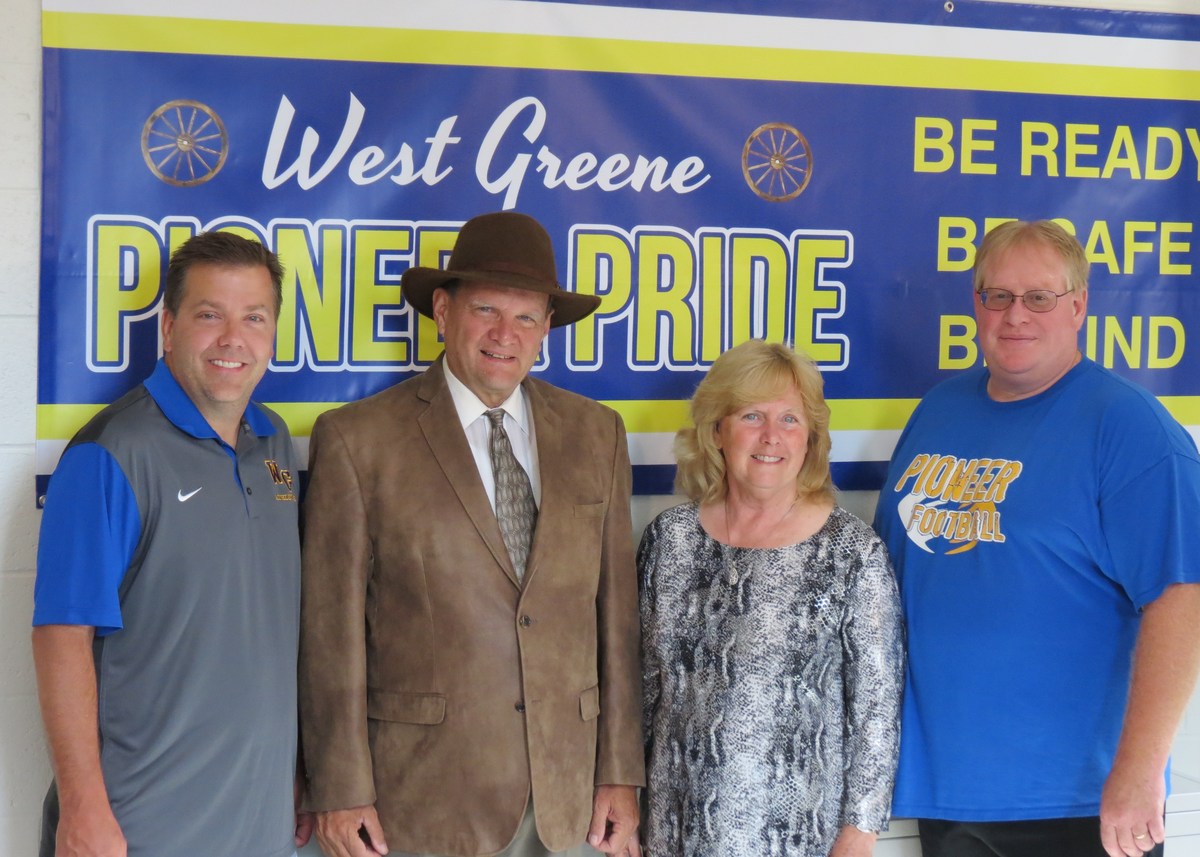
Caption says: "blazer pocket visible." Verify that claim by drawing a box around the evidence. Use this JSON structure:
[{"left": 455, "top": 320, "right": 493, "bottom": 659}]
[
  {"left": 367, "top": 689, "right": 446, "bottom": 724},
  {"left": 579, "top": 684, "right": 600, "bottom": 721},
  {"left": 573, "top": 502, "right": 606, "bottom": 518}
]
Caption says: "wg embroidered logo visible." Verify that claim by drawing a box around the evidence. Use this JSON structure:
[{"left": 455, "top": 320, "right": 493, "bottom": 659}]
[{"left": 264, "top": 459, "right": 296, "bottom": 502}]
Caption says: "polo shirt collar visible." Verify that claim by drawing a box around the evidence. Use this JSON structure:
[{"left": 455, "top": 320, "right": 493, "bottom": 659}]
[{"left": 143, "top": 358, "right": 277, "bottom": 440}]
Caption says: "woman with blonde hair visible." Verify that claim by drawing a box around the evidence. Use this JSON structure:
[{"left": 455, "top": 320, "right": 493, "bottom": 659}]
[{"left": 639, "top": 339, "right": 904, "bottom": 857}]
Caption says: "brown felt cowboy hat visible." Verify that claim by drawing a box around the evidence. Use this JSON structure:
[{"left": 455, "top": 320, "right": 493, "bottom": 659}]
[{"left": 400, "top": 211, "right": 602, "bottom": 328}]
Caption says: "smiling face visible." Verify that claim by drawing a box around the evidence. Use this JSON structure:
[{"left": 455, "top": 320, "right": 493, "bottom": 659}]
[
  {"left": 975, "top": 239, "right": 1087, "bottom": 401},
  {"left": 161, "top": 263, "right": 277, "bottom": 440},
  {"left": 716, "top": 388, "right": 810, "bottom": 501},
  {"left": 432, "top": 281, "right": 553, "bottom": 408}
]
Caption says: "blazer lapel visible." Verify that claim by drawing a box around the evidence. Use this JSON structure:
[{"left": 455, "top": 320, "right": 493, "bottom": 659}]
[
  {"left": 523, "top": 378, "right": 565, "bottom": 589},
  {"left": 417, "top": 361, "right": 521, "bottom": 589}
]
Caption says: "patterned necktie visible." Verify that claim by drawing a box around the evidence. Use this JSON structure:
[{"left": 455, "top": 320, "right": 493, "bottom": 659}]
[{"left": 485, "top": 408, "right": 538, "bottom": 579}]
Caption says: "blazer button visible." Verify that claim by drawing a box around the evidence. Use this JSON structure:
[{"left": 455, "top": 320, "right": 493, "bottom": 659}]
[
  {"left": 519, "top": 615, "right": 532, "bottom": 627},
  {"left": 515, "top": 701, "right": 526, "bottom": 713}
]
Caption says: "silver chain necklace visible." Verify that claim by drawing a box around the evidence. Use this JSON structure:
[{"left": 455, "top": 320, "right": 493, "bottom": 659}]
[{"left": 722, "top": 493, "right": 797, "bottom": 585}]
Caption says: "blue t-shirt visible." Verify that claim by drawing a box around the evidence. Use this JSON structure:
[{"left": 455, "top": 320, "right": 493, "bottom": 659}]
[{"left": 874, "top": 358, "right": 1200, "bottom": 821}]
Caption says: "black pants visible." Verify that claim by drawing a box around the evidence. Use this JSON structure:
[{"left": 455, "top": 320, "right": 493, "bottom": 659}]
[
  {"left": 918, "top": 817, "right": 1165, "bottom": 857},
  {"left": 39, "top": 782, "right": 58, "bottom": 857}
]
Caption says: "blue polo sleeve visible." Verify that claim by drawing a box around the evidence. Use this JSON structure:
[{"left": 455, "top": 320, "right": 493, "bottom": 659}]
[
  {"left": 34, "top": 443, "right": 141, "bottom": 635},
  {"left": 1100, "top": 448, "right": 1200, "bottom": 609}
]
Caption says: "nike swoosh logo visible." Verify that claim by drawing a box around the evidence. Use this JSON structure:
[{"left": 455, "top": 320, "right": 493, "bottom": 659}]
[{"left": 177, "top": 487, "right": 203, "bottom": 502}]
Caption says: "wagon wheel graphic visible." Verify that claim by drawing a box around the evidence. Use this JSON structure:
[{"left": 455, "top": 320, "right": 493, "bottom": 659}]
[
  {"left": 742, "top": 122, "right": 812, "bottom": 202},
  {"left": 141, "top": 100, "right": 228, "bottom": 187}
]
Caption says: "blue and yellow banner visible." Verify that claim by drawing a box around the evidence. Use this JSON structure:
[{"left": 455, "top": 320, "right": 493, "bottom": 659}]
[{"left": 38, "top": 0, "right": 1200, "bottom": 495}]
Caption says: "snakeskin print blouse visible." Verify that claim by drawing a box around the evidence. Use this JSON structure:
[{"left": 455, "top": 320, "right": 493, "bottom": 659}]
[{"left": 639, "top": 503, "right": 904, "bottom": 857}]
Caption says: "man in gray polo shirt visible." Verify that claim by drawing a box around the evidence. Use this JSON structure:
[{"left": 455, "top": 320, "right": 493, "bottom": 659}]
[{"left": 32, "top": 231, "right": 311, "bottom": 857}]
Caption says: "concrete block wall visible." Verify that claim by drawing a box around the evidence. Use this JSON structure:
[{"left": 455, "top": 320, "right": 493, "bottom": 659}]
[
  {"left": 1, "top": 0, "right": 51, "bottom": 853},
  {"left": 6, "top": 1, "right": 1200, "bottom": 855}
]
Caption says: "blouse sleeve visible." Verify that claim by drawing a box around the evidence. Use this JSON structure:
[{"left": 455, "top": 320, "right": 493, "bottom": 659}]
[
  {"left": 637, "top": 517, "right": 664, "bottom": 759},
  {"left": 839, "top": 533, "right": 905, "bottom": 833}
]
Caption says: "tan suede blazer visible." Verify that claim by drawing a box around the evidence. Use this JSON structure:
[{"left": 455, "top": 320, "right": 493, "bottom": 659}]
[{"left": 298, "top": 360, "right": 644, "bottom": 856}]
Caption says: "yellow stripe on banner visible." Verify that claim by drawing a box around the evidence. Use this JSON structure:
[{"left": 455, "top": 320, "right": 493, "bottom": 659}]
[
  {"left": 1160, "top": 397, "right": 1200, "bottom": 425},
  {"left": 829, "top": 399, "right": 920, "bottom": 432},
  {"left": 39, "top": 404, "right": 106, "bottom": 439},
  {"left": 607, "top": 399, "right": 923, "bottom": 434},
  {"left": 41, "top": 11, "right": 1200, "bottom": 102},
  {"left": 33, "top": 397, "right": 1200, "bottom": 442},
  {"left": 266, "top": 402, "right": 344, "bottom": 437},
  {"left": 34, "top": 397, "right": 933, "bottom": 440},
  {"left": 32, "top": 401, "right": 697, "bottom": 440},
  {"left": 34, "top": 402, "right": 347, "bottom": 442},
  {"left": 605, "top": 400, "right": 691, "bottom": 434}
]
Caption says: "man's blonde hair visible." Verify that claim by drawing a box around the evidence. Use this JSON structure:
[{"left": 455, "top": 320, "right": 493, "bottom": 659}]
[{"left": 973, "top": 220, "right": 1089, "bottom": 295}]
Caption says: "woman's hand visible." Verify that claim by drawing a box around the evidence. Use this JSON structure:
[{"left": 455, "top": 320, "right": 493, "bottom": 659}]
[{"left": 828, "top": 824, "right": 877, "bottom": 857}]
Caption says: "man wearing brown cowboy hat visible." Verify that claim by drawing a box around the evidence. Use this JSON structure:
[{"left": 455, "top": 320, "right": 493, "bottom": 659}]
[{"left": 299, "top": 211, "right": 644, "bottom": 857}]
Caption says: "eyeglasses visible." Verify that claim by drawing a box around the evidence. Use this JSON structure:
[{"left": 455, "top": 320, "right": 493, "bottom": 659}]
[{"left": 977, "top": 287, "right": 1071, "bottom": 313}]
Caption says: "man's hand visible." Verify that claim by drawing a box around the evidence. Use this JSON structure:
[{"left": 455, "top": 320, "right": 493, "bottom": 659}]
[
  {"left": 55, "top": 799, "right": 127, "bottom": 857},
  {"left": 828, "top": 825, "right": 877, "bottom": 857},
  {"left": 1099, "top": 583, "right": 1200, "bottom": 857},
  {"left": 294, "top": 810, "right": 316, "bottom": 848},
  {"left": 33, "top": 626, "right": 125, "bottom": 857},
  {"left": 587, "top": 785, "right": 640, "bottom": 856},
  {"left": 315, "top": 805, "right": 389, "bottom": 857},
  {"left": 293, "top": 766, "right": 315, "bottom": 848},
  {"left": 1100, "top": 761, "right": 1165, "bottom": 857}
]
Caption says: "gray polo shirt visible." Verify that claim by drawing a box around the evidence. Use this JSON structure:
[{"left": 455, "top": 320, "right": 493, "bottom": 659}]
[{"left": 35, "top": 360, "right": 300, "bottom": 857}]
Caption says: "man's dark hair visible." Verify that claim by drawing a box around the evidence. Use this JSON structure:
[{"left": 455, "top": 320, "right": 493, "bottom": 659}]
[{"left": 164, "top": 231, "right": 284, "bottom": 317}]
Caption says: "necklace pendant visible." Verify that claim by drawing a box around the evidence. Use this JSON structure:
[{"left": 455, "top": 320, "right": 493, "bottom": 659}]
[{"left": 726, "top": 552, "right": 739, "bottom": 586}]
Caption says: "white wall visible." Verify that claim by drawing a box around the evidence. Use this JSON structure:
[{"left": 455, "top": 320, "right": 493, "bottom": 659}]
[
  {"left": 1, "top": 0, "right": 51, "bottom": 852},
  {"left": 6, "top": 1, "right": 1200, "bottom": 855}
]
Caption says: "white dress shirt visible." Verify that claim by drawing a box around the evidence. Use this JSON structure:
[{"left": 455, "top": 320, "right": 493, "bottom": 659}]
[{"left": 442, "top": 361, "right": 541, "bottom": 511}]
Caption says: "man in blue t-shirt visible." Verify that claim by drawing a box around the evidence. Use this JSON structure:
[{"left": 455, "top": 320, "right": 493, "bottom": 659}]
[
  {"left": 33, "top": 232, "right": 313, "bottom": 857},
  {"left": 875, "top": 220, "right": 1200, "bottom": 857}
]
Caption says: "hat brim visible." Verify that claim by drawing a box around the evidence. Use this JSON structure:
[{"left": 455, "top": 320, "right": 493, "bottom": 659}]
[{"left": 401, "top": 267, "right": 601, "bottom": 328}]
